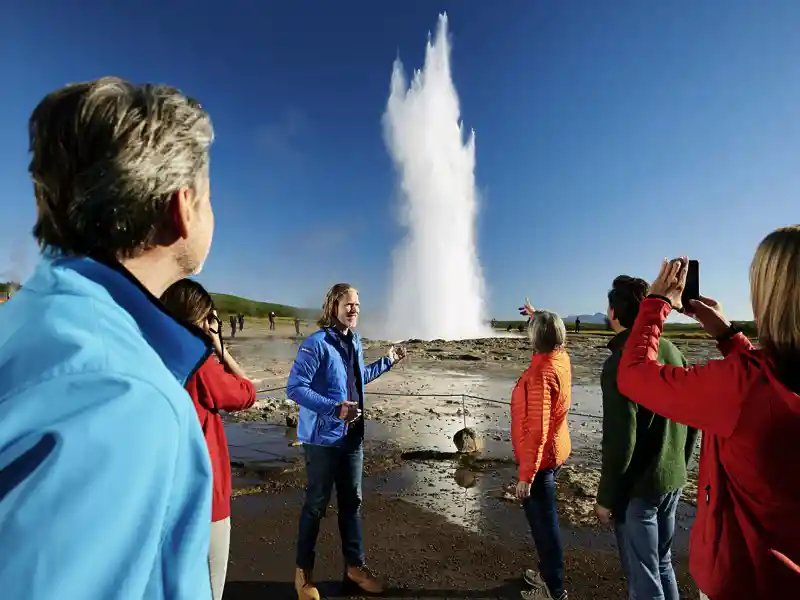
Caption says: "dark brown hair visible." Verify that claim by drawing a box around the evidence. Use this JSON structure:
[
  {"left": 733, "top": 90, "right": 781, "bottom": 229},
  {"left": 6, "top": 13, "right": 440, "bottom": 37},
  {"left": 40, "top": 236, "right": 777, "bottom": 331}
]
[
  {"left": 607, "top": 275, "right": 650, "bottom": 329},
  {"left": 318, "top": 283, "right": 357, "bottom": 328},
  {"left": 160, "top": 278, "right": 215, "bottom": 327},
  {"left": 29, "top": 77, "right": 213, "bottom": 260}
]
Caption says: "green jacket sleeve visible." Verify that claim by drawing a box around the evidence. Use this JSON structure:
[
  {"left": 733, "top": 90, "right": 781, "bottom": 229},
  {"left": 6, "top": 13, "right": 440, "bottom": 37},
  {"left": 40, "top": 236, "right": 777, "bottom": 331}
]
[
  {"left": 660, "top": 341, "right": 700, "bottom": 466},
  {"left": 680, "top": 350, "right": 700, "bottom": 466},
  {"left": 596, "top": 354, "right": 638, "bottom": 509}
]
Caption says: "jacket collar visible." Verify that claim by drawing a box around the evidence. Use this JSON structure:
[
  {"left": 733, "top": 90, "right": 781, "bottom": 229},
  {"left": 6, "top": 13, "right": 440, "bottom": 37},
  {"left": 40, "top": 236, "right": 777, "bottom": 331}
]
[
  {"left": 25, "top": 255, "right": 211, "bottom": 384},
  {"left": 325, "top": 326, "right": 359, "bottom": 346},
  {"left": 529, "top": 348, "right": 564, "bottom": 365},
  {"left": 607, "top": 328, "right": 631, "bottom": 352}
]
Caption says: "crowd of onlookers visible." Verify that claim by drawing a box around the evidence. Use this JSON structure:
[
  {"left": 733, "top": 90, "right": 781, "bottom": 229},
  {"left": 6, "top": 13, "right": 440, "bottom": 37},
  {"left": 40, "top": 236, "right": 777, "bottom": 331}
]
[{"left": 0, "top": 77, "right": 797, "bottom": 600}]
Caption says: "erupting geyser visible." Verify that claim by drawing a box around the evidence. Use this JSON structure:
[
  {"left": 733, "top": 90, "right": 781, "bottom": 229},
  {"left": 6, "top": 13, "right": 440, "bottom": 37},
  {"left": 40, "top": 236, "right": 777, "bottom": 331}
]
[{"left": 380, "top": 13, "right": 491, "bottom": 341}]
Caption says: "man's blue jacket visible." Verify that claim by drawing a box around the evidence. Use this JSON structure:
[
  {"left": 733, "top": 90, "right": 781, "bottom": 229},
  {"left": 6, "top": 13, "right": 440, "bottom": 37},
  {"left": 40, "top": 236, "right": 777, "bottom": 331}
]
[{"left": 286, "top": 328, "right": 393, "bottom": 445}]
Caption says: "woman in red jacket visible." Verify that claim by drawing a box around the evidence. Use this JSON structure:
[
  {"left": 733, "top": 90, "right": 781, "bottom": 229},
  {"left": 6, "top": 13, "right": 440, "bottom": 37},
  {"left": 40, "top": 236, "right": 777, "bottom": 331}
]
[
  {"left": 616, "top": 226, "right": 800, "bottom": 600},
  {"left": 161, "top": 279, "right": 257, "bottom": 600}
]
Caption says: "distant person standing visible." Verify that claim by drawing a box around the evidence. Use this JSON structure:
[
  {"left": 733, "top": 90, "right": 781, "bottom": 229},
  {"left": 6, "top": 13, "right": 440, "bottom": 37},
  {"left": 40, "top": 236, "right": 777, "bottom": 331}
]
[
  {"left": 269, "top": 311, "right": 276, "bottom": 331},
  {"left": 238, "top": 313, "right": 244, "bottom": 331},
  {"left": 294, "top": 317, "right": 301, "bottom": 336},
  {"left": 287, "top": 283, "right": 407, "bottom": 600},
  {"left": 0, "top": 78, "right": 216, "bottom": 600},
  {"left": 229, "top": 314, "right": 237, "bottom": 338},
  {"left": 574, "top": 317, "right": 581, "bottom": 334}
]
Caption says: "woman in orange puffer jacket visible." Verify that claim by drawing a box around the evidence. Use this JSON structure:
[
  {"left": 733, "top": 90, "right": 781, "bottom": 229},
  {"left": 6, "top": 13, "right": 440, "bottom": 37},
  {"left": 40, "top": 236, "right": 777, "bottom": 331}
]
[{"left": 511, "top": 305, "right": 572, "bottom": 600}]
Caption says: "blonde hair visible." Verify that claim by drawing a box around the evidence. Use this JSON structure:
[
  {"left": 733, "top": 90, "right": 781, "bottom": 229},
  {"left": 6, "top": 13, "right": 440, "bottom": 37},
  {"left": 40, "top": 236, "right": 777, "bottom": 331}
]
[
  {"left": 750, "top": 225, "right": 800, "bottom": 360},
  {"left": 528, "top": 310, "right": 567, "bottom": 354},
  {"left": 318, "top": 283, "right": 357, "bottom": 328}
]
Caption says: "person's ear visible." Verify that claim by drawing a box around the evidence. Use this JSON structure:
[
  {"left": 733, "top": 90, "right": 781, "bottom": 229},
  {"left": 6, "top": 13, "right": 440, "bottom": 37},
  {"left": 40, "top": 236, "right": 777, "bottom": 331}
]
[{"left": 169, "top": 187, "right": 196, "bottom": 240}]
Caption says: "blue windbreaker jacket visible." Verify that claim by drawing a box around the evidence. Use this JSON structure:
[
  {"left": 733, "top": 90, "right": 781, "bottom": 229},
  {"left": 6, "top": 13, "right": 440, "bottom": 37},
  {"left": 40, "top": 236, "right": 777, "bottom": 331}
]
[
  {"left": 286, "top": 328, "right": 393, "bottom": 445},
  {"left": 0, "top": 257, "right": 214, "bottom": 600}
]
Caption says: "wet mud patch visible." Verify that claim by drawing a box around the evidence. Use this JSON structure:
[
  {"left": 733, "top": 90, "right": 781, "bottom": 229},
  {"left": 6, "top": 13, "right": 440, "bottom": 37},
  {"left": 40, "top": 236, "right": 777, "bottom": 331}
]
[
  {"left": 230, "top": 435, "right": 406, "bottom": 497},
  {"left": 225, "top": 489, "right": 699, "bottom": 600},
  {"left": 395, "top": 452, "right": 697, "bottom": 543}
]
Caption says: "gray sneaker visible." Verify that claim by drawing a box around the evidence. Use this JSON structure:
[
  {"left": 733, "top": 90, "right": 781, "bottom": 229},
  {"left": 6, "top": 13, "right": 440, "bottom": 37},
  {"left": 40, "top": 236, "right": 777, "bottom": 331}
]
[
  {"left": 523, "top": 569, "right": 544, "bottom": 588},
  {"left": 521, "top": 570, "right": 567, "bottom": 600}
]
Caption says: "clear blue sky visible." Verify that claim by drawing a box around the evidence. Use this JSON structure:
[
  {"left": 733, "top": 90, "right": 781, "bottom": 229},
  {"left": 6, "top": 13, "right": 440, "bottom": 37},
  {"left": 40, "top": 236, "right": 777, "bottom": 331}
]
[{"left": 2, "top": 0, "right": 798, "bottom": 320}]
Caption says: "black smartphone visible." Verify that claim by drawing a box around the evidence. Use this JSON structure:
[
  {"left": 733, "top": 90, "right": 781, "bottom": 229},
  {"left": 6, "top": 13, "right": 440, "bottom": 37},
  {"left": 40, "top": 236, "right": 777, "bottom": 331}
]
[{"left": 681, "top": 259, "right": 700, "bottom": 309}]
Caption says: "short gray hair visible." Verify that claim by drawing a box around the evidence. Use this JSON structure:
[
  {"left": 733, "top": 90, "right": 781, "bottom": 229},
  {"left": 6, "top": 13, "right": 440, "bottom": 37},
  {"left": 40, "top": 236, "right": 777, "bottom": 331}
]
[
  {"left": 29, "top": 76, "right": 214, "bottom": 259},
  {"left": 527, "top": 310, "right": 567, "bottom": 354}
]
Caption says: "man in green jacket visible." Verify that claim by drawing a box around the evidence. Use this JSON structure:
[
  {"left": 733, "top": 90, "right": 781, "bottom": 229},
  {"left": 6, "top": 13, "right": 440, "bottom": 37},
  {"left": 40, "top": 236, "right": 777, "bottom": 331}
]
[{"left": 594, "top": 275, "right": 698, "bottom": 600}]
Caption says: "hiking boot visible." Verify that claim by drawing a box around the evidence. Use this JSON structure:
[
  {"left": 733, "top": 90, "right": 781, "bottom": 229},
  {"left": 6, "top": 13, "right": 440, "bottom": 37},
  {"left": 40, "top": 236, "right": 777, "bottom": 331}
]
[
  {"left": 521, "top": 570, "right": 567, "bottom": 600},
  {"left": 342, "top": 564, "right": 385, "bottom": 595},
  {"left": 294, "top": 568, "right": 320, "bottom": 600}
]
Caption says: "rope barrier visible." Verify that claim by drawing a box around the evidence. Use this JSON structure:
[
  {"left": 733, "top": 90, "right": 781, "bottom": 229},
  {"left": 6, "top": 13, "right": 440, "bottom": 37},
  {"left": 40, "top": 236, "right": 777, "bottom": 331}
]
[{"left": 254, "top": 385, "right": 603, "bottom": 422}]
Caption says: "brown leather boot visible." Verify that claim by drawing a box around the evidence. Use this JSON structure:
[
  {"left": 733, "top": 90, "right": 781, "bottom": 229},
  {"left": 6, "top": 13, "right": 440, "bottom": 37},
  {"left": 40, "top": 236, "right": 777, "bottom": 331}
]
[
  {"left": 294, "top": 568, "right": 320, "bottom": 600},
  {"left": 343, "top": 565, "right": 385, "bottom": 595}
]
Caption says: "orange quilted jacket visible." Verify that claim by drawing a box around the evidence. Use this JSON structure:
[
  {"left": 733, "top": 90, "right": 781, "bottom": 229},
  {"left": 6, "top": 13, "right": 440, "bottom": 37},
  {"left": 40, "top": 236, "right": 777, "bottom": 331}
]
[{"left": 511, "top": 349, "right": 572, "bottom": 482}]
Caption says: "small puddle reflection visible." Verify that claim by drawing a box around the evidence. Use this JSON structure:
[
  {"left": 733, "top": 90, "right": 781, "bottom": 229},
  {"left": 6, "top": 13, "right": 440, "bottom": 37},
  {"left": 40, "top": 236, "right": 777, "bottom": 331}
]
[
  {"left": 226, "top": 420, "right": 301, "bottom": 464},
  {"left": 369, "top": 459, "right": 514, "bottom": 536},
  {"left": 369, "top": 458, "right": 690, "bottom": 553}
]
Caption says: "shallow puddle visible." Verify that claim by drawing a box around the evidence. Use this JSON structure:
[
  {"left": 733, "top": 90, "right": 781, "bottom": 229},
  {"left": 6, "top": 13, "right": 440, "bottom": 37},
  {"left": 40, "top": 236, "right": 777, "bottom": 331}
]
[
  {"left": 226, "top": 420, "right": 301, "bottom": 463},
  {"left": 369, "top": 457, "right": 693, "bottom": 553},
  {"left": 227, "top": 369, "right": 605, "bottom": 472}
]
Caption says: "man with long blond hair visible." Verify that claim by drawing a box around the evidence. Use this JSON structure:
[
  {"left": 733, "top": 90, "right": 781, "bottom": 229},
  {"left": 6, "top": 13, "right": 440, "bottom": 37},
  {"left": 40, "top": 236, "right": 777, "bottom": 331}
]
[
  {"left": 616, "top": 227, "right": 800, "bottom": 599},
  {"left": 287, "top": 283, "right": 406, "bottom": 600}
]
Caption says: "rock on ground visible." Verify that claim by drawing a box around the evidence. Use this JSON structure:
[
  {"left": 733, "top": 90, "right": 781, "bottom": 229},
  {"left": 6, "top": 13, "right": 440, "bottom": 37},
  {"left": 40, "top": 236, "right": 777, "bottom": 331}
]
[{"left": 453, "top": 427, "right": 482, "bottom": 453}]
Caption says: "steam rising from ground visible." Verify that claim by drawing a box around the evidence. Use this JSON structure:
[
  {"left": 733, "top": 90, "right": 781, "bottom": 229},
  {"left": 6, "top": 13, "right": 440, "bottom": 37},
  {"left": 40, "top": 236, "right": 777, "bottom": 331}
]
[{"left": 379, "top": 13, "right": 491, "bottom": 341}]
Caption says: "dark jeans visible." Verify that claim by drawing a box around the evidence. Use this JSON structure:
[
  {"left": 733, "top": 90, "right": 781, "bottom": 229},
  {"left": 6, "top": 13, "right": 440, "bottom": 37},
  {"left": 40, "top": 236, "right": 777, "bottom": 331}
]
[
  {"left": 522, "top": 467, "right": 565, "bottom": 597},
  {"left": 296, "top": 436, "right": 364, "bottom": 570},
  {"left": 614, "top": 488, "right": 682, "bottom": 600}
]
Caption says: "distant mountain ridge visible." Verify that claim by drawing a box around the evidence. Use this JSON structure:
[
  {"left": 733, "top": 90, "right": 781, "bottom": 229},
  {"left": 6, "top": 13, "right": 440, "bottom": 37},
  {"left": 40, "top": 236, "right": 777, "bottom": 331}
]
[{"left": 564, "top": 312, "right": 607, "bottom": 324}]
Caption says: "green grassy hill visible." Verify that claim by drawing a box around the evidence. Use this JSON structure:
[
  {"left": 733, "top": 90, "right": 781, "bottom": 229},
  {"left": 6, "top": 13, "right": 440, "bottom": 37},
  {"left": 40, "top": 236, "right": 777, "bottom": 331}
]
[
  {"left": 211, "top": 293, "right": 318, "bottom": 320},
  {"left": 0, "top": 281, "right": 316, "bottom": 320}
]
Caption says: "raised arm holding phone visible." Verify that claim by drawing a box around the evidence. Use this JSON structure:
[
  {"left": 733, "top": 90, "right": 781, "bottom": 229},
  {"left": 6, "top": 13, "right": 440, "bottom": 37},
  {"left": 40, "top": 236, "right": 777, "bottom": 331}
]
[{"left": 616, "top": 231, "right": 800, "bottom": 600}]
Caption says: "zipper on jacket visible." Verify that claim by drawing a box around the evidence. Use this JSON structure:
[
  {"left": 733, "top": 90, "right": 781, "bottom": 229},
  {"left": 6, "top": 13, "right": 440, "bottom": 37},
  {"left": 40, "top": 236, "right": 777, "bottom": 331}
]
[{"left": 705, "top": 485, "right": 711, "bottom": 504}]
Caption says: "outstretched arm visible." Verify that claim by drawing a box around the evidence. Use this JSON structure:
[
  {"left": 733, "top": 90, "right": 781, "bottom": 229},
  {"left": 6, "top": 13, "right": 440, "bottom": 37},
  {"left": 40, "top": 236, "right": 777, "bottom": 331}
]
[
  {"left": 287, "top": 339, "right": 339, "bottom": 416},
  {"left": 362, "top": 356, "right": 393, "bottom": 385},
  {"left": 617, "top": 297, "right": 756, "bottom": 437}
]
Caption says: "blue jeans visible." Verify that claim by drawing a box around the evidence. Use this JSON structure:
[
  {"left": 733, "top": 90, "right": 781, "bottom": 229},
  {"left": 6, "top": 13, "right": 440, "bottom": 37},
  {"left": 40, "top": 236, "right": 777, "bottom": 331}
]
[
  {"left": 522, "top": 467, "right": 565, "bottom": 597},
  {"left": 296, "top": 436, "right": 365, "bottom": 570},
  {"left": 614, "top": 488, "right": 682, "bottom": 600}
]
